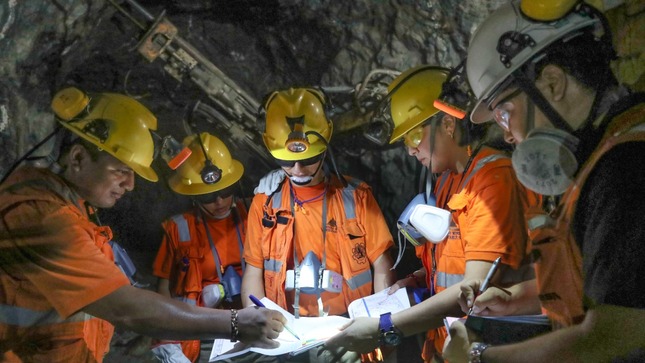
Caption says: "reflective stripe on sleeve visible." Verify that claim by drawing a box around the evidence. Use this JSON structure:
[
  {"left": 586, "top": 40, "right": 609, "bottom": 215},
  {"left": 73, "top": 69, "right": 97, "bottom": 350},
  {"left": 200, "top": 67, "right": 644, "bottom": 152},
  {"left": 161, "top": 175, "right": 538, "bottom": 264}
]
[
  {"left": 435, "top": 271, "right": 464, "bottom": 289},
  {"left": 264, "top": 259, "right": 283, "bottom": 272},
  {"left": 345, "top": 269, "right": 372, "bottom": 290},
  {"left": 171, "top": 215, "right": 191, "bottom": 242},
  {"left": 0, "top": 305, "right": 90, "bottom": 326}
]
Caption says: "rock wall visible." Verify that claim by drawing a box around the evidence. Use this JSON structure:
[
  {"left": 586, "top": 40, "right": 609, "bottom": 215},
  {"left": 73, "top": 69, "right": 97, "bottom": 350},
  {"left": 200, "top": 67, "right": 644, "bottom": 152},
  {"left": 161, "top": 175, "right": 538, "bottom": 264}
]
[{"left": 0, "top": 0, "right": 642, "bottom": 275}]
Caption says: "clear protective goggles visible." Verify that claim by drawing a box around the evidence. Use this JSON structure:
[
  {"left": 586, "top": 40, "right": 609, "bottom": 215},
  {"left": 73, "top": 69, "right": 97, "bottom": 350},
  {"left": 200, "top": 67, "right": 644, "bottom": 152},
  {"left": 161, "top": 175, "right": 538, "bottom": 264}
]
[{"left": 489, "top": 88, "right": 523, "bottom": 132}]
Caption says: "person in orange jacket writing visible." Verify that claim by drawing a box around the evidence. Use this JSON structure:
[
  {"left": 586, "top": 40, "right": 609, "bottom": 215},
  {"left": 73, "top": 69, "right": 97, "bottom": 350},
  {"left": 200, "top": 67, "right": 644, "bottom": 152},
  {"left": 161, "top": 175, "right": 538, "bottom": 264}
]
[
  {"left": 326, "top": 64, "right": 540, "bottom": 362},
  {"left": 442, "top": 0, "right": 645, "bottom": 362},
  {"left": 152, "top": 132, "right": 249, "bottom": 363},
  {"left": 0, "top": 87, "right": 285, "bottom": 363},
  {"left": 241, "top": 87, "right": 396, "bottom": 363}
]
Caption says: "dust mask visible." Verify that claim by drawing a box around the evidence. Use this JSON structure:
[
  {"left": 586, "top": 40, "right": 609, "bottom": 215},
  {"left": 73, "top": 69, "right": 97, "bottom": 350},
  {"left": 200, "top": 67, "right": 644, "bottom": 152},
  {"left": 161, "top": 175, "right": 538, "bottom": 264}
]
[{"left": 512, "top": 128, "right": 579, "bottom": 196}]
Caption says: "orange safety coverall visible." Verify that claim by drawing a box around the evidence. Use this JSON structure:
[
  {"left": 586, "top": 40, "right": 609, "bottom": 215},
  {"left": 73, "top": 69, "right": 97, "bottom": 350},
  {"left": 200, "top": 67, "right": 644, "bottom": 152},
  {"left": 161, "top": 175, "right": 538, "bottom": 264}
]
[
  {"left": 532, "top": 100, "right": 645, "bottom": 328},
  {"left": 0, "top": 167, "right": 130, "bottom": 363},
  {"left": 153, "top": 200, "right": 247, "bottom": 362},
  {"left": 415, "top": 147, "right": 539, "bottom": 362},
  {"left": 244, "top": 175, "right": 393, "bottom": 317}
]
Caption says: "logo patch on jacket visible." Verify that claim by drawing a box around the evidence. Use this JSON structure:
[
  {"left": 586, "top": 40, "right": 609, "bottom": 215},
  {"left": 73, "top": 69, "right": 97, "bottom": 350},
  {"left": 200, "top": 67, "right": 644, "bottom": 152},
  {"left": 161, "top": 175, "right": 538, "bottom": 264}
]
[
  {"left": 326, "top": 218, "right": 338, "bottom": 233},
  {"left": 352, "top": 242, "right": 367, "bottom": 264}
]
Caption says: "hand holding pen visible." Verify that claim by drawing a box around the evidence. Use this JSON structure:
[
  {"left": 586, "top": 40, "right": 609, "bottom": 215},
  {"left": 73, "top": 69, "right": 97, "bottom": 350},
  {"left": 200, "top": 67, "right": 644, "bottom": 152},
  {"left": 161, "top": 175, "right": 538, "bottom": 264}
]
[
  {"left": 467, "top": 257, "right": 501, "bottom": 315},
  {"left": 249, "top": 294, "right": 301, "bottom": 340}
]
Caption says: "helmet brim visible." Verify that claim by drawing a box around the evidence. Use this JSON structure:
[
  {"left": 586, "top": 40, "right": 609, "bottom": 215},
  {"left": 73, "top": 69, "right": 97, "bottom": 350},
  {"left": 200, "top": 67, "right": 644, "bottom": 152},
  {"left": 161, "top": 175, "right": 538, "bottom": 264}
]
[
  {"left": 169, "top": 160, "right": 244, "bottom": 195},
  {"left": 388, "top": 112, "right": 435, "bottom": 144},
  {"left": 129, "top": 163, "right": 159, "bottom": 182},
  {"left": 59, "top": 120, "right": 159, "bottom": 182},
  {"left": 263, "top": 135, "right": 328, "bottom": 161},
  {"left": 470, "top": 102, "right": 494, "bottom": 124}
]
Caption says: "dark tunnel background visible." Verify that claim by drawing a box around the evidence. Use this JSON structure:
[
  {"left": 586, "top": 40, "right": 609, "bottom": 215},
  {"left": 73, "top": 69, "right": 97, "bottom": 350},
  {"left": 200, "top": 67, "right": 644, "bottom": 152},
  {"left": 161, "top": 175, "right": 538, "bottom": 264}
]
[{"left": 0, "top": 0, "right": 642, "bottom": 361}]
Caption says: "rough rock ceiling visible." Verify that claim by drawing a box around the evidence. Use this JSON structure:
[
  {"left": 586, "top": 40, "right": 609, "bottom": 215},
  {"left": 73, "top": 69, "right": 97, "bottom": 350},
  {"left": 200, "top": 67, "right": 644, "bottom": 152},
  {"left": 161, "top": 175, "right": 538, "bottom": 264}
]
[{"left": 2, "top": 0, "right": 642, "bottom": 258}]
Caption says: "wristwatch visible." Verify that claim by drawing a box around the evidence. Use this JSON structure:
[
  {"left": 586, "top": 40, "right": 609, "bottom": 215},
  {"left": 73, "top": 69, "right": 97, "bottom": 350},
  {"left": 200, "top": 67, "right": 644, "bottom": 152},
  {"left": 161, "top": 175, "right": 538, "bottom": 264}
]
[
  {"left": 469, "top": 342, "right": 490, "bottom": 363},
  {"left": 378, "top": 312, "right": 402, "bottom": 346}
]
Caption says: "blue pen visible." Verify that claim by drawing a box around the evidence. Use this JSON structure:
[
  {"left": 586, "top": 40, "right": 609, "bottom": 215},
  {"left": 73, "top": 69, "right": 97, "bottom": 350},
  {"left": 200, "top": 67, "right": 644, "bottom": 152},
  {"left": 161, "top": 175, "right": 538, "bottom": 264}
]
[{"left": 249, "top": 294, "right": 301, "bottom": 340}]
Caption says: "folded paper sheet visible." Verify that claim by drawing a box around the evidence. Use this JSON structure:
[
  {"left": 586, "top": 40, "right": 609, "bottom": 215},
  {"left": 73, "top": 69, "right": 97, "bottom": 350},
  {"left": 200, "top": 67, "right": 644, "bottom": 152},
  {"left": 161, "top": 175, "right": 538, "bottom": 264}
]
[{"left": 210, "top": 288, "right": 410, "bottom": 361}]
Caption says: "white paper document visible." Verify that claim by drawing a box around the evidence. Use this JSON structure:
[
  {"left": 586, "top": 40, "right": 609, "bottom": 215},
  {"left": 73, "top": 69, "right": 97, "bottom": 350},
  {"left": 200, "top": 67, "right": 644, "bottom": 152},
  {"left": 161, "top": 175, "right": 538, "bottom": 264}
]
[
  {"left": 209, "top": 298, "right": 349, "bottom": 361},
  {"left": 347, "top": 287, "right": 411, "bottom": 318},
  {"left": 209, "top": 289, "right": 411, "bottom": 361}
]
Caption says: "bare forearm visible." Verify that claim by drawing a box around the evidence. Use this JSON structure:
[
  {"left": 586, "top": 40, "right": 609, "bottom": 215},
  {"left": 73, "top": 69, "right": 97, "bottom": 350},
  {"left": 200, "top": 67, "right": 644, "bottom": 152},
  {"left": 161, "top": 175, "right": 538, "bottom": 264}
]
[
  {"left": 498, "top": 279, "right": 541, "bottom": 315},
  {"left": 372, "top": 253, "right": 396, "bottom": 292},
  {"left": 241, "top": 264, "right": 266, "bottom": 307},
  {"left": 84, "top": 285, "right": 230, "bottom": 340},
  {"left": 392, "top": 283, "right": 464, "bottom": 336}
]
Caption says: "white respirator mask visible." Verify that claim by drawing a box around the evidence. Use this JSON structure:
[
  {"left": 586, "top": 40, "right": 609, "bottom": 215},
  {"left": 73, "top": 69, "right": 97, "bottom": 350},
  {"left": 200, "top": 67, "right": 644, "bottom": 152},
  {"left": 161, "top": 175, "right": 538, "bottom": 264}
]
[
  {"left": 285, "top": 250, "right": 342, "bottom": 294},
  {"left": 512, "top": 128, "right": 579, "bottom": 196},
  {"left": 409, "top": 204, "right": 451, "bottom": 243},
  {"left": 398, "top": 192, "right": 448, "bottom": 245},
  {"left": 201, "top": 283, "right": 225, "bottom": 308}
]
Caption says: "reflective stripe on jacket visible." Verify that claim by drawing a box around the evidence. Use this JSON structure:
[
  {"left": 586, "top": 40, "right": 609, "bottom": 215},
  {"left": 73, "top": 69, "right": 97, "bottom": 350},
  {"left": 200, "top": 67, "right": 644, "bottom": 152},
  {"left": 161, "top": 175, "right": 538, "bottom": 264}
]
[
  {"left": 157, "top": 201, "right": 247, "bottom": 363},
  {"left": 160, "top": 200, "right": 247, "bottom": 303},
  {"left": 416, "top": 148, "right": 538, "bottom": 362},
  {"left": 0, "top": 168, "right": 129, "bottom": 362},
  {"left": 260, "top": 176, "right": 373, "bottom": 314}
]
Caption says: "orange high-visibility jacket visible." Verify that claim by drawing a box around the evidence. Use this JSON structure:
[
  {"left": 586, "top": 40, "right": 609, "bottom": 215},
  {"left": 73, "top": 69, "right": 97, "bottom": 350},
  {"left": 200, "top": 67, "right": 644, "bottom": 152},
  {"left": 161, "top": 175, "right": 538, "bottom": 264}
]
[
  {"left": 153, "top": 201, "right": 247, "bottom": 362},
  {"left": 0, "top": 167, "right": 130, "bottom": 363},
  {"left": 244, "top": 175, "right": 393, "bottom": 316},
  {"left": 533, "top": 100, "right": 645, "bottom": 328},
  {"left": 415, "top": 147, "right": 539, "bottom": 361},
  {"left": 154, "top": 200, "right": 247, "bottom": 304}
]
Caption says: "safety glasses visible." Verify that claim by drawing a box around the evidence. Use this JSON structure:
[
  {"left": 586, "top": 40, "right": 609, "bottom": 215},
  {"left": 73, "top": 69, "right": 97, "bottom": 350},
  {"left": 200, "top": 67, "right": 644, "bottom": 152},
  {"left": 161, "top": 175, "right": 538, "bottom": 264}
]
[
  {"left": 403, "top": 124, "right": 426, "bottom": 149},
  {"left": 274, "top": 153, "right": 324, "bottom": 168},
  {"left": 402, "top": 115, "right": 438, "bottom": 149},
  {"left": 489, "top": 88, "right": 522, "bottom": 132}
]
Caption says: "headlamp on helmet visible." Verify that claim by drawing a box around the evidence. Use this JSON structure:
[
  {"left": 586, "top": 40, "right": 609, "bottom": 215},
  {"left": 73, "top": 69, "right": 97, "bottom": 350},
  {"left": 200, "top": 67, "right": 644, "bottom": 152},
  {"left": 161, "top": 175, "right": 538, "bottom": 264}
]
[
  {"left": 158, "top": 135, "right": 192, "bottom": 170},
  {"left": 386, "top": 66, "right": 450, "bottom": 144},
  {"left": 433, "top": 60, "right": 474, "bottom": 120},
  {"left": 196, "top": 133, "right": 222, "bottom": 185},
  {"left": 168, "top": 132, "right": 244, "bottom": 196},
  {"left": 262, "top": 88, "right": 333, "bottom": 161},
  {"left": 285, "top": 116, "right": 310, "bottom": 153}
]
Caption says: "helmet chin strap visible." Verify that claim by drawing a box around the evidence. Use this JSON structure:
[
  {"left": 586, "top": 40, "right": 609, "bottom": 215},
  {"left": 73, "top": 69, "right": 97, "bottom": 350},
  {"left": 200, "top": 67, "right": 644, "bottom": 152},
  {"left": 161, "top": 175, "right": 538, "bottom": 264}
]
[
  {"left": 513, "top": 70, "right": 573, "bottom": 134},
  {"left": 526, "top": 96, "right": 536, "bottom": 135}
]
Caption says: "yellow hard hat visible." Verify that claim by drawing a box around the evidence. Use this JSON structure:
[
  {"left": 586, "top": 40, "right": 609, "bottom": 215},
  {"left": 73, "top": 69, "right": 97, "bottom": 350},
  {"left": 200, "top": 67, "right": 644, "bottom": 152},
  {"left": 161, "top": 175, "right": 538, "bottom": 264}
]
[
  {"left": 52, "top": 87, "right": 159, "bottom": 182},
  {"left": 167, "top": 132, "right": 244, "bottom": 196},
  {"left": 520, "top": 0, "right": 579, "bottom": 22},
  {"left": 262, "top": 88, "right": 333, "bottom": 161},
  {"left": 387, "top": 66, "right": 450, "bottom": 144}
]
